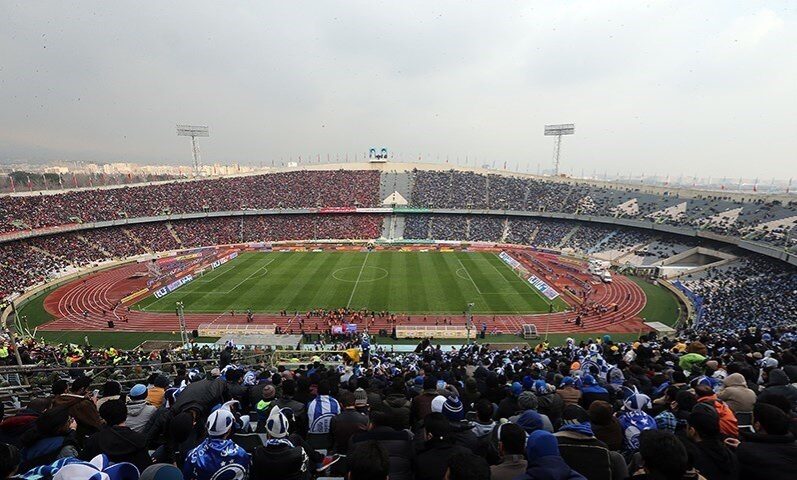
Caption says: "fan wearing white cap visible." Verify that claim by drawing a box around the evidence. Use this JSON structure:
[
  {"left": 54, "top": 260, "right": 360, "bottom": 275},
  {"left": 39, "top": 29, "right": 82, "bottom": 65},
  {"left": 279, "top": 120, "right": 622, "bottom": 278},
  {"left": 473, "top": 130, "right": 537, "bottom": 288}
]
[
  {"left": 182, "top": 410, "right": 250, "bottom": 480},
  {"left": 251, "top": 408, "right": 309, "bottom": 480}
]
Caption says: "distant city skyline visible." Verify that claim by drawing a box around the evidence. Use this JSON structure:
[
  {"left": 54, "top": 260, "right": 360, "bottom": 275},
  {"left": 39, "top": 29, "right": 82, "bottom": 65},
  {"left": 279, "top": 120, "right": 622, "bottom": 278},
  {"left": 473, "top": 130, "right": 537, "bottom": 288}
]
[{"left": 1, "top": 1, "right": 795, "bottom": 180}]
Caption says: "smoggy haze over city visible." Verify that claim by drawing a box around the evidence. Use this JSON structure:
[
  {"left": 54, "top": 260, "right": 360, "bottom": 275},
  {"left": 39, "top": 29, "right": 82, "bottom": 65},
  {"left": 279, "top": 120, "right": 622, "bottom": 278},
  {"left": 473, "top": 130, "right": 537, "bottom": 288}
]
[{"left": 1, "top": 1, "right": 795, "bottom": 180}]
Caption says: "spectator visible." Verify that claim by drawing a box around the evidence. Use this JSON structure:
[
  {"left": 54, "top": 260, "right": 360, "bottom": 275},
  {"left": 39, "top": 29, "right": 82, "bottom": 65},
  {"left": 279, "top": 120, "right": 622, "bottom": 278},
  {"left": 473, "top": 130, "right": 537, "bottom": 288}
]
[
  {"left": 127, "top": 384, "right": 158, "bottom": 434},
  {"left": 445, "top": 451, "right": 490, "bottom": 480},
  {"left": 416, "top": 413, "right": 471, "bottom": 480},
  {"left": 350, "top": 409, "right": 414, "bottom": 480},
  {"left": 716, "top": 373, "right": 756, "bottom": 414},
  {"left": 18, "top": 407, "right": 79, "bottom": 470},
  {"left": 329, "top": 391, "right": 368, "bottom": 454},
  {"left": 630, "top": 430, "right": 689, "bottom": 479},
  {"left": 517, "top": 430, "right": 587, "bottom": 480},
  {"left": 588, "top": 401, "right": 623, "bottom": 452},
  {"left": 183, "top": 410, "right": 250, "bottom": 480},
  {"left": 734, "top": 402, "right": 797, "bottom": 480},
  {"left": 682, "top": 403, "right": 739, "bottom": 480},
  {"left": 347, "top": 440, "right": 389, "bottom": 480},
  {"left": 555, "top": 405, "right": 627, "bottom": 480},
  {"left": 82, "top": 399, "right": 152, "bottom": 472},
  {"left": 490, "top": 423, "right": 527, "bottom": 480},
  {"left": 250, "top": 408, "right": 309, "bottom": 480},
  {"left": 51, "top": 376, "right": 104, "bottom": 444}
]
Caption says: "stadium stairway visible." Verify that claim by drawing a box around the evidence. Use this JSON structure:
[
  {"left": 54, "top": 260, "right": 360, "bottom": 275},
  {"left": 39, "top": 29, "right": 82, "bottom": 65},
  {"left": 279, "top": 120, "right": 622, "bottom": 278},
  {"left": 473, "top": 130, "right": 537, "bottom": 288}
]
[
  {"left": 122, "top": 228, "right": 151, "bottom": 253},
  {"left": 558, "top": 225, "right": 580, "bottom": 249},
  {"left": 77, "top": 234, "right": 111, "bottom": 257},
  {"left": 588, "top": 231, "right": 618, "bottom": 254},
  {"left": 166, "top": 222, "right": 183, "bottom": 246}
]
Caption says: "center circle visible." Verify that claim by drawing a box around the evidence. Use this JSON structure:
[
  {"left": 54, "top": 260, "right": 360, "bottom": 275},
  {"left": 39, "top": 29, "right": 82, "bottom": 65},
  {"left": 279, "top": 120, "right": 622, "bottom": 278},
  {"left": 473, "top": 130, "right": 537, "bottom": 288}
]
[{"left": 332, "top": 266, "right": 389, "bottom": 283}]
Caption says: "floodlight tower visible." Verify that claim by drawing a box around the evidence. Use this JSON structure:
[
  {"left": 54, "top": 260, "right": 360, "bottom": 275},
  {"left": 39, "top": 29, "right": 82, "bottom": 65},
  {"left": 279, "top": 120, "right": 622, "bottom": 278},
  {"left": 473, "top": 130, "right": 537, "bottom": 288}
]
[
  {"left": 176, "top": 124, "right": 210, "bottom": 176},
  {"left": 544, "top": 124, "right": 575, "bottom": 176}
]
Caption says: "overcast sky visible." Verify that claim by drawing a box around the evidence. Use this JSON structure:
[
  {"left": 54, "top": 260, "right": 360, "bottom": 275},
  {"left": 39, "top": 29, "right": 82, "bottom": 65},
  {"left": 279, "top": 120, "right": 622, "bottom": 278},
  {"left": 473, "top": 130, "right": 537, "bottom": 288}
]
[{"left": 1, "top": 1, "right": 795, "bottom": 179}]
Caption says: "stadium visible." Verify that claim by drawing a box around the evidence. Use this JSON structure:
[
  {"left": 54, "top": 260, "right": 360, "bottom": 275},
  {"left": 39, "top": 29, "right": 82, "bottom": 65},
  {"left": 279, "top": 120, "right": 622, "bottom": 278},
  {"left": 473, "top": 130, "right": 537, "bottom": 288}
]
[
  {"left": 2, "top": 162, "right": 795, "bottom": 352},
  {"left": 2, "top": 3, "right": 797, "bottom": 478}
]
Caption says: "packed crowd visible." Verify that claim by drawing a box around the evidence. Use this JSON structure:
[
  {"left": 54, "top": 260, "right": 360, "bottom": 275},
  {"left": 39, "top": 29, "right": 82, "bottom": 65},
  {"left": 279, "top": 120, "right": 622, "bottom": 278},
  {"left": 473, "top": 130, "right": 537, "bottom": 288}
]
[
  {"left": 408, "top": 170, "right": 796, "bottom": 248},
  {"left": 404, "top": 214, "right": 665, "bottom": 254},
  {"left": 680, "top": 258, "right": 797, "bottom": 334},
  {"left": 0, "top": 215, "right": 382, "bottom": 298},
  {"left": 3, "top": 168, "right": 793, "bottom": 250},
  {"left": 0, "top": 170, "right": 380, "bottom": 233},
  {"left": 0, "top": 324, "right": 795, "bottom": 480}
]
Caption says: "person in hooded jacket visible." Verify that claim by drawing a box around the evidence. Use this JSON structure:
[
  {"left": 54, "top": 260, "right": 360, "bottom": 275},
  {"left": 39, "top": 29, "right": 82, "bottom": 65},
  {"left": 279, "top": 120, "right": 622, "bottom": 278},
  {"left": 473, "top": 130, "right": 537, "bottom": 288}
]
[
  {"left": 126, "top": 384, "right": 157, "bottom": 434},
  {"left": 81, "top": 399, "right": 152, "bottom": 473},
  {"left": 18, "top": 407, "right": 79, "bottom": 471},
  {"left": 758, "top": 369, "right": 797, "bottom": 411},
  {"left": 516, "top": 429, "right": 587, "bottom": 480},
  {"left": 717, "top": 373, "right": 756, "bottom": 414},
  {"left": 680, "top": 403, "right": 738, "bottom": 480}
]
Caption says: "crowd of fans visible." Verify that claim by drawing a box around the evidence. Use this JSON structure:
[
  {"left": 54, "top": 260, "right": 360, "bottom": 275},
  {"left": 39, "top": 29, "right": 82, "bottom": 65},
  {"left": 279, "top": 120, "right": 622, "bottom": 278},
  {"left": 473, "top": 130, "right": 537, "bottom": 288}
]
[
  {"left": 0, "top": 324, "right": 795, "bottom": 480},
  {"left": 680, "top": 258, "right": 797, "bottom": 335},
  {"left": 408, "top": 170, "right": 796, "bottom": 249},
  {"left": 0, "top": 215, "right": 382, "bottom": 298},
  {"left": 0, "top": 170, "right": 380, "bottom": 233},
  {"left": 2, "top": 168, "right": 793, "bottom": 251},
  {"left": 404, "top": 214, "right": 667, "bottom": 254}
]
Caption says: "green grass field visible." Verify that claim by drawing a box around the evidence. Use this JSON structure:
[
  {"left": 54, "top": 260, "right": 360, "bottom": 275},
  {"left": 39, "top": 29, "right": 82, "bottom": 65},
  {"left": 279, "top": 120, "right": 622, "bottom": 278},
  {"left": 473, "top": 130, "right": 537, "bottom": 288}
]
[{"left": 136, "top": 251, "right": 568, "bottom": 315}]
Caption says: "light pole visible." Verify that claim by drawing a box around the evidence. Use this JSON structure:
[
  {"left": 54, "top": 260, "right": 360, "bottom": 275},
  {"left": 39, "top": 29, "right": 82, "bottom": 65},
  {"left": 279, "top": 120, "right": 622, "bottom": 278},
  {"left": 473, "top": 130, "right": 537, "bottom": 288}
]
[
  {"left": 176, "top": 302, "right": 189, "bottom": 348},
  {"left": 465, "top": 302, "right": 474, "bottom": 345}
]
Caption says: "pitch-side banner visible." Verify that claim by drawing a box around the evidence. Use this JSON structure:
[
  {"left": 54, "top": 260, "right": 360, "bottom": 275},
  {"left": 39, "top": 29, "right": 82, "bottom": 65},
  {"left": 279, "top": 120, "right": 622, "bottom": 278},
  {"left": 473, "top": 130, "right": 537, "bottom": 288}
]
[
  {"left": 153, "top": 274, "right": 194, "bottom": 298},
  {"left": 527, "top": 275, "right": 560, "bottom": 300},
  {"left": 498, "top": 251, "right": 523, "bottom": 270}
]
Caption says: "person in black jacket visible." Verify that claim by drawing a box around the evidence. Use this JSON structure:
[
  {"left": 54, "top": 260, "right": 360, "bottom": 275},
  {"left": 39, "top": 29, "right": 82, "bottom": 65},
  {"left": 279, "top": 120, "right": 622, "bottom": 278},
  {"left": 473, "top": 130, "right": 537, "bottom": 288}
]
[
  {"left": 734, "top": 402, "right": 797, "bottom": 480},
  {"left": 416, "top": 413, "right": 472, "bottom": 480},
  {"left": 681, "top": 402, "right": 738, "bottom": 480},
  {"left": 350, "top": 409, "right": 415, "bottom": 480},
  {"left": 172, "top": 376, "right": 229, "bottom": 417},
  {"left": 18, "top": 407, "right": 79, "bottom": 471},
  {"left": 82, "top": 400, "right": 152, "bottom": 473},
  {"left": 347, "top": 440, "right": 390, "bottom": 480}
]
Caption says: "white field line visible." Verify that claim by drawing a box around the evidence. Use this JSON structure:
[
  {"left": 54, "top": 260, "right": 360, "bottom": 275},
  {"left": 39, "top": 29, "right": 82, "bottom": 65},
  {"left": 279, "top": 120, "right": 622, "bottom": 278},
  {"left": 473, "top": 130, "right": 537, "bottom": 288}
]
[
  {"left": 456, "top": 257, "right": 483, "bottom": 295},
  {"left": 346, "top": 251, "right": 371, "bottom": 308},
  {"left": 214, "top": 256, "right": 276, "bottom": 294},
  {"left": 491, "top": 253, "right": 556, "bottom": 307}
]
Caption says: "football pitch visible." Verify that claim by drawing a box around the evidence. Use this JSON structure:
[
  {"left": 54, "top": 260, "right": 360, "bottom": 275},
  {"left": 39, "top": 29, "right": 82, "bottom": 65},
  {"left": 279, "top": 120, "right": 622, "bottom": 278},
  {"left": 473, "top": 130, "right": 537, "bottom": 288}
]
[{"left": 136, "top": 251, "right": 569, "bottom": 315}]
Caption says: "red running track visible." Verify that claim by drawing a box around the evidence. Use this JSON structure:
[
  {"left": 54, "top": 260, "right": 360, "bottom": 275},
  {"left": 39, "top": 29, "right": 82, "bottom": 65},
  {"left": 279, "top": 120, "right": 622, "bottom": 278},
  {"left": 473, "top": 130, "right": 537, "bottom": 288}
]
[{"left": 40, "top": 255, "right": 648, "bottom": 335}]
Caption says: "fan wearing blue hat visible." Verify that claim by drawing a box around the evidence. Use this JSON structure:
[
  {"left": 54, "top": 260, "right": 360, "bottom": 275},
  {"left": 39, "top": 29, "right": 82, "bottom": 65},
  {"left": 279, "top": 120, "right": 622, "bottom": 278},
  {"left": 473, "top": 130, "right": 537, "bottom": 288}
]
[
  {"left": 126, "top": 384, "right": 157, "bottom": 434},
  {"left": 183, "top": 409, "right": 250, "bottom": 480}
]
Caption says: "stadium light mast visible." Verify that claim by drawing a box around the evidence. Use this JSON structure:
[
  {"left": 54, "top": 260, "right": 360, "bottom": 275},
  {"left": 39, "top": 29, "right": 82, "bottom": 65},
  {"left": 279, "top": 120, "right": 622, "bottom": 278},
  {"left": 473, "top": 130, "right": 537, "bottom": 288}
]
[
  {"left": 176, "top": 125, "right": 210, "bottom": 176},
  {"left": 544, "top": 124, "right": 575, "bottom": 176}
]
